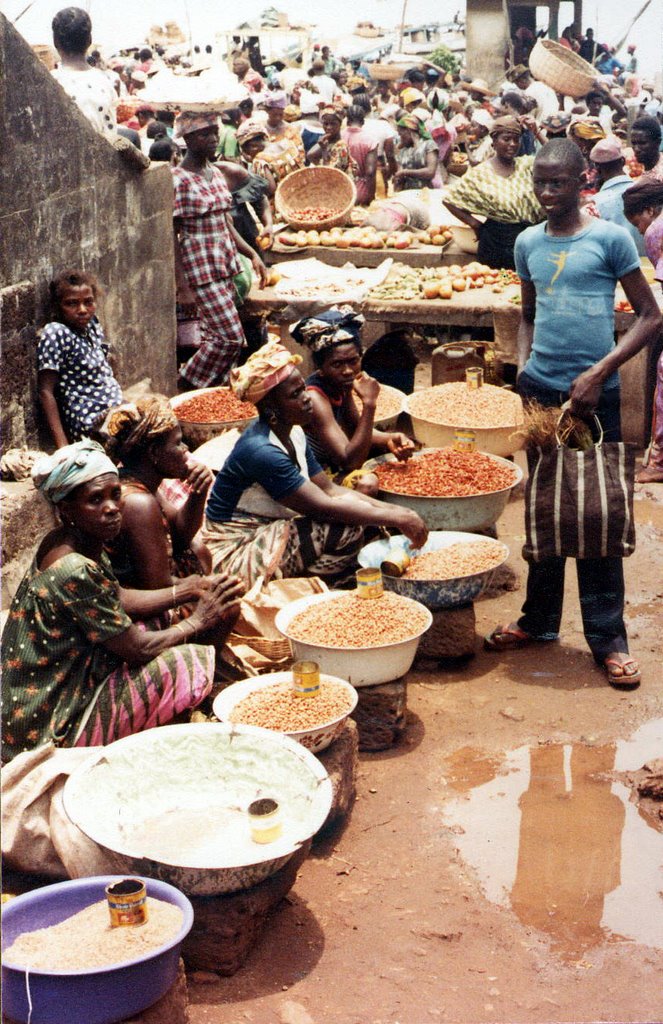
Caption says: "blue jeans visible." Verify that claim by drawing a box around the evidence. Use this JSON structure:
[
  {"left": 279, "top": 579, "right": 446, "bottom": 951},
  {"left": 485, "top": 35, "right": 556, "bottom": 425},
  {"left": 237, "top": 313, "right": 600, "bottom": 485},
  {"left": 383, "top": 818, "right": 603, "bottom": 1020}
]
[{"left": 516, "top": 371, "right": 628, "bottom": 662}]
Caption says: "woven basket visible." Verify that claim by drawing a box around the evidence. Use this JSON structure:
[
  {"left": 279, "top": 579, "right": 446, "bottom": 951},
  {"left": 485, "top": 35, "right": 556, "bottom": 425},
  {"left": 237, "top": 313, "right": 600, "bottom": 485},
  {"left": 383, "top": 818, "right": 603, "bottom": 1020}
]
[
  {"left": 368, "top": 63, "right": 413, "bottom": 82},
  {"left": 275, "top": 167, "right": 356, "bottom": 230},
  {"left": 529, "top": 39, "right": 596, "bottom": 98}
]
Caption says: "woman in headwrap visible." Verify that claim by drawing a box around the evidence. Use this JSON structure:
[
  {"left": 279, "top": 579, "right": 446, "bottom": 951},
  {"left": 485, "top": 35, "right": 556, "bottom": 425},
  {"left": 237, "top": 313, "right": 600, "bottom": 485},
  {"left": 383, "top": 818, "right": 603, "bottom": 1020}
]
[
  {"left": 623, "top": 181, "right": 663, "bottom": 483},
  {"left": 292, "top": 308, "right": 414, "bottom": 492},
  {"left": 172, "top": 111, "right": 268, "bottom": 391},
  {"left": 393, "top": 114, "right": 441, "bottom": 191},
  {"left": 257, "top": 91, "right": 306, "bottom": 183},
  {"left": 307, "top": 107, "right": 357, "bottom": 175},
  {"left": 466, "top": 109, "right": 495, "bottom": 166},
  {"left": 101, "top": 395, "right": 214, "bottom": 596},
  {"left": 444, "top": 115, "right": 544, "bottom": 269},
  {"left": 232, "top": 55, "right": 264, "bottom": 94},
  {"left": 237, "top": 120, "right": 277, "bottom": 197},
  {"left": 568, "top": 117, "right": 606, "bottom": 194},
  {"left": 1, "top": 441, "right": 244, "bottom": 762},
  {"left": 202, "top": 338, "right": 427, "bottom": 587}
]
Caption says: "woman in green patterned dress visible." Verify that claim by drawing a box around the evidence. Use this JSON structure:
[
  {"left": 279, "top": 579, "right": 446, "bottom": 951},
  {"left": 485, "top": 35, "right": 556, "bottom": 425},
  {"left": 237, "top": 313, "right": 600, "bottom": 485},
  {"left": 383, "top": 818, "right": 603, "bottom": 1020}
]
[
  {"left": 444, "top": 116, "right": 544, "bottom": 269},
  {"left": 1, "top": 441, "right": 244, "bottom": 762}
]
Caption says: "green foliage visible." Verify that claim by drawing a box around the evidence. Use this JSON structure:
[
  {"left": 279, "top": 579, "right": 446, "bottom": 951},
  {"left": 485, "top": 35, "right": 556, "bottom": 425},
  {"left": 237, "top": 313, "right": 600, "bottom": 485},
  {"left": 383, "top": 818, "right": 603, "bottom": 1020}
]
[{"left": 427, "top": 45, "right": 461, "bottom": 76}]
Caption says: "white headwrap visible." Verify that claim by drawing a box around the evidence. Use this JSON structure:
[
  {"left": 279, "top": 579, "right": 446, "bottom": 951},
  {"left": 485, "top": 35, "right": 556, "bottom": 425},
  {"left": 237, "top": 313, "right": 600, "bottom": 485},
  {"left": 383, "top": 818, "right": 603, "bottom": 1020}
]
[{"left": 32, "top": 440, "right": 118, "bottom": 504}]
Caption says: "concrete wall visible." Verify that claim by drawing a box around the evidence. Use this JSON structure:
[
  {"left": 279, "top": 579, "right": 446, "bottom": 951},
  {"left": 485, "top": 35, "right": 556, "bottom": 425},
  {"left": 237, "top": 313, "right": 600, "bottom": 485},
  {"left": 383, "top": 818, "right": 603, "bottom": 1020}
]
[{"left": 0, "top": 14, "right": 177, "bottom": 452}]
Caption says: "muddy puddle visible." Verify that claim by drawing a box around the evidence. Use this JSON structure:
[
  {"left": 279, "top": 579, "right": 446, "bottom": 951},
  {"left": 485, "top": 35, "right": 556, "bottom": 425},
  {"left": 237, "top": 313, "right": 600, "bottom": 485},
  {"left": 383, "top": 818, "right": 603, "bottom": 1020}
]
[{"left": 441, "top": 719, "right": 663, "bottom": 961}]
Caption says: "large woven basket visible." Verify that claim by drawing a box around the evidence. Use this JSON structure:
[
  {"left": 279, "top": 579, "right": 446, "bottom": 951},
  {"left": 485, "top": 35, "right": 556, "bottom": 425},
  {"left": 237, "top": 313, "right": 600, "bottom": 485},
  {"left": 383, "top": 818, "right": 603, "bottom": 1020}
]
[
  {"left": 275, "top": 166, "right": 356, "bottom": 230},
  {"left": 529, "top": 38, "right": 596, "bottom": 98},
  {"left": 368, "top": 62, "right": 413, "bottom": 82}
]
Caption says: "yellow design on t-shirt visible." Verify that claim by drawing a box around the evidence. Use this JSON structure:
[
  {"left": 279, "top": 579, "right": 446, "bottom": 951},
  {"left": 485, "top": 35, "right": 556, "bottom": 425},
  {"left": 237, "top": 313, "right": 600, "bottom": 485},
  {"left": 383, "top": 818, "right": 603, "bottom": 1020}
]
[{"left": 546, "top": 250, "right": 572, "bottom": 293}]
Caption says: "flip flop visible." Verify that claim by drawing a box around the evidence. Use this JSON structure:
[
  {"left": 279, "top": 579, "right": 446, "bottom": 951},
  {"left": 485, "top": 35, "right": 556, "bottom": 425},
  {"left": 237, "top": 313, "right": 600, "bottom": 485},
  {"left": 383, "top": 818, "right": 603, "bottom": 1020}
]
[
  {"left": 484, "top": 623, "right": 533, "bottom": 652},
  {"left": 604, "top": 657, "right": 641, "bottom": 690}
]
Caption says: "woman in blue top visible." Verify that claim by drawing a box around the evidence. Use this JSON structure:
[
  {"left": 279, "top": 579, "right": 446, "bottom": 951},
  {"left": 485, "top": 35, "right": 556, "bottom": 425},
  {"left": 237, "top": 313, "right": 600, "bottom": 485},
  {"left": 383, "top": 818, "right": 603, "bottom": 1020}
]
[
  {"left": 37, "top": 270, "right": 123, "bottom": 448},
  {"left": 203, "top": 338, "right": 427, "bottom": 587}
]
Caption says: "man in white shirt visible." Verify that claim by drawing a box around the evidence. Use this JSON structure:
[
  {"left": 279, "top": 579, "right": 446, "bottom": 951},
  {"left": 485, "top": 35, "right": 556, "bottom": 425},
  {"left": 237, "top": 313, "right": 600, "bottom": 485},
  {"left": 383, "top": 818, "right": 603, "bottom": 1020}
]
[{"left": 505, "top": 65, "right": 559, "bottom": 122}]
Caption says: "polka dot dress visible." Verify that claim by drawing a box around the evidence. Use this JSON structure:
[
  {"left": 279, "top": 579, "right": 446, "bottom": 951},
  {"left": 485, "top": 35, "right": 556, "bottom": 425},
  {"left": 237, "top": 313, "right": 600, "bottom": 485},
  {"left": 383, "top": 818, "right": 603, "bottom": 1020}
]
[{"left": 37, "top": 318, "right": 123, "bottom": 439}]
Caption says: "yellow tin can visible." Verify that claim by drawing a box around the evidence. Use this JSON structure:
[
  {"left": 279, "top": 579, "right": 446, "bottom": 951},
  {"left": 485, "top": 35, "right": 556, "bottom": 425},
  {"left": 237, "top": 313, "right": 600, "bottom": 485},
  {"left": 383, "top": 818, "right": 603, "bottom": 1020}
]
[
  {"left": 453, "top": 428, "right": 476, "bottom": 452},
  {"left": 466, "top": 366, "right": 484, "bottom": 389},
  {"left": 355, "top": 567, "right": 384, "bottom": 599},
  {"left": 381, "top": 546, "right": 411, "bottom": 577},
  {"left": 105, "top": 878, "right": 148, "bottom": 928},
  {"left": 292, "top": 660, "right": 320, "bottom": 698},
  {"left": 249, "top": 798, "right": 283, "bottom": 844}
]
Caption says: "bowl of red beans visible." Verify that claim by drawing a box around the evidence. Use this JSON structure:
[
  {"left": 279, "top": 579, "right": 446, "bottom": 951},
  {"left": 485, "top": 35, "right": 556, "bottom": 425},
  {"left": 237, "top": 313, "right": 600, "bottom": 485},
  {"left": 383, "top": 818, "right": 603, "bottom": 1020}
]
[
  {"left": 365, "top": 447, "right": 523, "bottom": 531},
  {"left": 170, "top": 387, "right": 258, "bottom": 448}
]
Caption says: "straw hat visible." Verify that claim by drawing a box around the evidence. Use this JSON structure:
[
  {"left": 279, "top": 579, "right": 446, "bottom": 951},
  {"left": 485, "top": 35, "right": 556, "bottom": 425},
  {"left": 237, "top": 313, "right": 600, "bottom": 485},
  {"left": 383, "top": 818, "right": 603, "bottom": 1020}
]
[{"left": 467, "top": 79, "right": 496, "bottom": 97}]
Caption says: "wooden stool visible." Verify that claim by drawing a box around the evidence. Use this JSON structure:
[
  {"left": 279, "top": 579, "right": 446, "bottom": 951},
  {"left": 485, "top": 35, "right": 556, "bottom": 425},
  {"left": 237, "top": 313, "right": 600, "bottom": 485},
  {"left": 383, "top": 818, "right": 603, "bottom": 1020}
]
[{"left": 351, "top": 677, "right": 408, "bottom": 752}]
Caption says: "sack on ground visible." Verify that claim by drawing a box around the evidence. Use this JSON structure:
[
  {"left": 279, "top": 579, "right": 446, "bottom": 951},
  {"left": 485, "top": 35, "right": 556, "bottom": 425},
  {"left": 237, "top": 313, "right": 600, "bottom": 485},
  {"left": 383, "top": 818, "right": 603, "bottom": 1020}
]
[{"left": 523, "top": 440, "right": 636, "bottom": 562}]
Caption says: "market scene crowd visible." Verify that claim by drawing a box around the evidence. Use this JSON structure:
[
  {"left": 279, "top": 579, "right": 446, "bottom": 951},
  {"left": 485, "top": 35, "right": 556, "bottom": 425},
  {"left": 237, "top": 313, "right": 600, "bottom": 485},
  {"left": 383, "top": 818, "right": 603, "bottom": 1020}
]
[{"left": 1, "top": 5, "right": 663, "bottom": 1012}]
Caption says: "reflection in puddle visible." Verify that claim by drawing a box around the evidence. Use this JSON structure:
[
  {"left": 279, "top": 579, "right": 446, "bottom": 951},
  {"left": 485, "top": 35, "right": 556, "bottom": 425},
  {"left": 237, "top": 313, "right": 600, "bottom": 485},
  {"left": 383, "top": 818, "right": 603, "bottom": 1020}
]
[{"left": 442, "top": 720, "right": 663, "bottom": 960}]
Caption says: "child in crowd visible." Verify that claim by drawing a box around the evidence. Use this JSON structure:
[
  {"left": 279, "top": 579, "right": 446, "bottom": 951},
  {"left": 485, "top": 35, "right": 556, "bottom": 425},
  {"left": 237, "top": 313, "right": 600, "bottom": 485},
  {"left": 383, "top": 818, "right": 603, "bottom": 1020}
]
[{"left": 37, "top": 270, "right": 123, "bottom": 448}]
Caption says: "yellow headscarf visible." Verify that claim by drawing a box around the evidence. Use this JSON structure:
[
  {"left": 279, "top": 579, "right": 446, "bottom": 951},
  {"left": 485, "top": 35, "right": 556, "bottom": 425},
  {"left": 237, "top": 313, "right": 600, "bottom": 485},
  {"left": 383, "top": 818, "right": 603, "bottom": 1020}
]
[
  {"left": 569, "top": 118, "right": 606, "bottom": 142},
  {"left": 230, "top": 337, "right": 302, "bottom": 404}
]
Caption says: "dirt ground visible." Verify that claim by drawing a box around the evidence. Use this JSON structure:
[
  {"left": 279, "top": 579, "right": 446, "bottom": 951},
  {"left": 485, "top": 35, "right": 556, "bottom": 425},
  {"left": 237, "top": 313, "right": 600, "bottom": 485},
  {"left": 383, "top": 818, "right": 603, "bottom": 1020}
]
[{"left": 188, "top": 472, "right": 663, "bottom": 1024}]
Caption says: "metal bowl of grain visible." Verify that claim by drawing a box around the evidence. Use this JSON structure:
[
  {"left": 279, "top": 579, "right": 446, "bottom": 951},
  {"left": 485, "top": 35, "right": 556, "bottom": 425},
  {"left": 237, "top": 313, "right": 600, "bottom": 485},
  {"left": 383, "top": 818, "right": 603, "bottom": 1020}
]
[
  {"left": 404, "top": 383, "right": 524, "bottom": 457},
  {"left": 170, "top": 387, "right": 258, "bottom": 448},
  {"left": 62, "top": 724, "right": 332, "bottom": 896},
  {"left": 364, "top": 448, "right": 523, "bottom": 532},
  {"left": 1, "top": 875, "right": 192, "bottom": 1024},
  {"left": 358, "top": 531, "right": 509, "bottom": 610},
  {"left": 213, "top": 672, "right": 358, "bottom": 753},
  {"left": 275, "top": 590, "right": 432, "bottom": 687}
]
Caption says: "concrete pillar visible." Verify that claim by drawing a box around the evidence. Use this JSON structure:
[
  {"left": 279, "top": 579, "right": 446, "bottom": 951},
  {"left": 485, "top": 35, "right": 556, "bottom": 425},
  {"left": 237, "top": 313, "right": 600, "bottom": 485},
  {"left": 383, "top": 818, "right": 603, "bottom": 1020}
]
[
  {"left": 573, "top": 0, "right": 583, "bottom": 36},
  {"left": 549, "top": 0, "right": 560, "bottom": 41},
  {"left": 465, "top": 0, "right": 509, "bottom": 90}
]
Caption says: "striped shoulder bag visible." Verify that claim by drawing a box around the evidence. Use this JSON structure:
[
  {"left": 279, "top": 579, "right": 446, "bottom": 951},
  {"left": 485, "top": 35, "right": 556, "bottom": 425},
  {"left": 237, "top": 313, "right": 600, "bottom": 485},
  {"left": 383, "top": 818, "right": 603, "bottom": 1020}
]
[{"left": 523, "top": 414, "right": 636, "bottom": 563}]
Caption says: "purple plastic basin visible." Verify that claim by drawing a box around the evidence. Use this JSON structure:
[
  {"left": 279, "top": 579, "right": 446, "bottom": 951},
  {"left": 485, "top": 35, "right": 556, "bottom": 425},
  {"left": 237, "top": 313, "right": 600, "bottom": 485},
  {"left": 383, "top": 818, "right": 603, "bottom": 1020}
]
[{"left": 1, "top": 875, "right": 193, "bottom": 1024}]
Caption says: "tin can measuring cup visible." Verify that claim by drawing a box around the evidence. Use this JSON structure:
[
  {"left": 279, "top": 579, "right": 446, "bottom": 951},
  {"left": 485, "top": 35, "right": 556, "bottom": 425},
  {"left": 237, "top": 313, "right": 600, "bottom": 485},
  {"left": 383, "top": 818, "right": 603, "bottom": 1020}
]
[
  {"left": 105, "top": 878, "right": 148, "bottom": 927},
  {"left": 292, "top": 660, "right": 320, "bottom": 698},
  {"left": 355, "top": 567, "right": 384, "bottom": 598},
  {"left": 466, "top": 366, "right": 484, "bottom": 389},
  {"left": 249, "top": 798, "right": 283, "bottom": 844}
]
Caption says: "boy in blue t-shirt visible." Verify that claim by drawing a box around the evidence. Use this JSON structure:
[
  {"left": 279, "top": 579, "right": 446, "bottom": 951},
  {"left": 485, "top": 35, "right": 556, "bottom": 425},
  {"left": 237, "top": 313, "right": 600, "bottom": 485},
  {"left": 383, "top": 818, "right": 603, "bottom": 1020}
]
[{"left": 485, "top": 138, "right": 660, "bottom": 689}]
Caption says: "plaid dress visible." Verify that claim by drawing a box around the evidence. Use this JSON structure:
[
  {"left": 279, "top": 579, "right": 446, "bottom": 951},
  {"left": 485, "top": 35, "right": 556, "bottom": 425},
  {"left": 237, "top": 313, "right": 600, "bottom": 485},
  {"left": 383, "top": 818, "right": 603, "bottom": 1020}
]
[{"left": 173, "top": 165, "right": 246, "bottom": 388}]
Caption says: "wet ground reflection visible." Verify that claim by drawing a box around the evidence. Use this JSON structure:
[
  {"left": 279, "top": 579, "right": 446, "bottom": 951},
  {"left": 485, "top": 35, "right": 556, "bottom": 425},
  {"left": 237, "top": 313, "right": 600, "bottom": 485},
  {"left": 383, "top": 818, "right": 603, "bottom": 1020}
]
[{"left": 442, "top": 720, "right": 663, "bottom": 960}]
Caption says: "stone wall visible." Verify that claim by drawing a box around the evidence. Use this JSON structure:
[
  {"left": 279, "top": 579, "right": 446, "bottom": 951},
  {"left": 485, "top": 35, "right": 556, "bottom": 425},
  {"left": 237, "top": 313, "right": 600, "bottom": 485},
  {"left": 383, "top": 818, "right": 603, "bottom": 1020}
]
[{"left": 0, "top": 14, "right": 177, "bottom": 452}]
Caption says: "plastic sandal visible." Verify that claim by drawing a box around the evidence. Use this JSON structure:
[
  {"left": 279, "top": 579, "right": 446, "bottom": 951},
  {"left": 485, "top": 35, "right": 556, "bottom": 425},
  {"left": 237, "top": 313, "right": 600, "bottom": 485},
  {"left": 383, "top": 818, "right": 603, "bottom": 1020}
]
[
  {"left": 484, "top": 623, "right": 533, "bottom": 652},
  {"left": 604, "top": 657, "right": 641, "bottom": 689}
]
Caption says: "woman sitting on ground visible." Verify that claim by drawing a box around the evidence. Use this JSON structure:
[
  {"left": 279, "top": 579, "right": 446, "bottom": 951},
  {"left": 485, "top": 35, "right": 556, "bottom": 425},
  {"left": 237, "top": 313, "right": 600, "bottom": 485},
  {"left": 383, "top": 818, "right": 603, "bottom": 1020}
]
[
  {"left": 38, "top": 270, "right": 123, "bottom": 449},
  {"left": 444, "top": 115, "right": 544, "bottom": 270},
  {"left": 202, "top": 338, "right": 427, "bottom": 587},
  {"left": 101, "top": 396, "right": 214, "bottom": 600},
  {"left": 1, "top": 441, "right": 244, "bottom": 762},
  {"left": 292, "top": 308, "right": 415, "bottom": 493}
]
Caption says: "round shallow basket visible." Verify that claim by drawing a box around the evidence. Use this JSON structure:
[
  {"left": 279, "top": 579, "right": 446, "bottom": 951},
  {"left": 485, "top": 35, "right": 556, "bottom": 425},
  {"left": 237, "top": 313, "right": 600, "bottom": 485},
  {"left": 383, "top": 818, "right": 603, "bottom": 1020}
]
[
  {"left": 529, "top": 38, "right": 596, "bottom": 98},
  {"left": 275, "top": 591, "right": 432, "bottom": 687},
  {"left": 170, "top": 388, "right": 257, "bottom": 448},
  {"left": 404, "top": 390, "right": 524, "bottom": 457},
  {"left": 1, "top": 876, "right": 192, "bottom": 1024},
  {"left": 358, "top": 531, "right": 509, "bottom": 611},
  {"left": 365, "top": 449, "right": 523, "bottom": 532},
  {"left": 213, "top": 672, "right": 358, "bottom": 753},
  {"left": 368, "top": 63, "right": 413, "bottom": 82},
  {"left": 275, "top": 167, "right": 357, "bottom": 231},
  {"left": 63, "top": 723, "right": 333, "bottom": 897}
]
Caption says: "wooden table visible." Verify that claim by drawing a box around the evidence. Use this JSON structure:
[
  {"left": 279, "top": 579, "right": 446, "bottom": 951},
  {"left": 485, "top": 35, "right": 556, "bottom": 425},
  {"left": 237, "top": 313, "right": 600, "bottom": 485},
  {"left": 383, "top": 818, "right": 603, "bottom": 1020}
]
[
  {"left": 245, "top": 272, "right": 654, "bottom": 446},
  {"left": 269, "top": 240, "right": 472, "bottom": 270}
]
